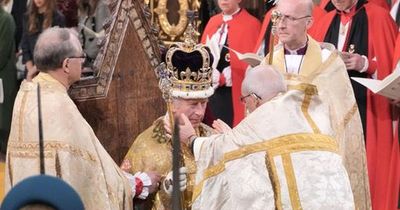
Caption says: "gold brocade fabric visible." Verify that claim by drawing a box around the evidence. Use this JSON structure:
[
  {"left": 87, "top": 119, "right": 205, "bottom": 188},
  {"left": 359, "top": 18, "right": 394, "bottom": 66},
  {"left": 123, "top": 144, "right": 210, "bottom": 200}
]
[
  {"left": 5, "top": 73, "right": 132, "bottom": 210},
  {"left": 124, "top": 118, "right": 213, "bottom": 210},
  {"left": 268, "top": 37, "right": 371, "bottom": 209}
]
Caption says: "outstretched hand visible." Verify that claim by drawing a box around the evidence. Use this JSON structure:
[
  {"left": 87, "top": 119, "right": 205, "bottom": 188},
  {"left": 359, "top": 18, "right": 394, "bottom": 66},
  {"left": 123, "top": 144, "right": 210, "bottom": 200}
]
[{"left": 212, "top": 119, "right": 232, "bottom": 133}]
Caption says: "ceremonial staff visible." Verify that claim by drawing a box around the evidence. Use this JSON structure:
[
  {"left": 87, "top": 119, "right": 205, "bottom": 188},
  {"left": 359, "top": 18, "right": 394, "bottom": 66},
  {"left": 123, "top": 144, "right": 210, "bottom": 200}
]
[
  {"left": 37, "top": 84, "right": 45, "bottom": 174},
  {"left": 155, "top": 62, "right": 185, "bottom": 210},
  {"left": 171, "top": 123, "right": 182, "bottom": 210},
  {"left": 268, "top": 10, "right": 280, "bottom": 65}
]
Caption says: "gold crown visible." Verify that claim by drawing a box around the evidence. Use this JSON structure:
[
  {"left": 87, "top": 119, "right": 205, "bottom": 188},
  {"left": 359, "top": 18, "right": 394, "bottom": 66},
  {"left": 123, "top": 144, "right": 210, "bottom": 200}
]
[{"left": 164, "top": 22, "right": 214, "bottom": 99}]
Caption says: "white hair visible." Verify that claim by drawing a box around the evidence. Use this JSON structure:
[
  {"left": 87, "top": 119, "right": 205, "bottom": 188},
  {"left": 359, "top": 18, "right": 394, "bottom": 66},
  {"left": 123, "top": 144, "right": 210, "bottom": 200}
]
[{"left": 241, "top": 65, "right": 287, "bottom": 102}]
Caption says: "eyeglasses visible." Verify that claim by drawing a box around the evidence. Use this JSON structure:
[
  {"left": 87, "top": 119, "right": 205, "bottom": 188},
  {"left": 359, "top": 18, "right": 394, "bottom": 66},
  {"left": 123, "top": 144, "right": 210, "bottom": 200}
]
[
  {"left": 274, "top": 11, "right": 311, "bottom": 23},
  {"left": 67, "top": 53, "right": 87, "bottom": 63},
  {"left": 240, "top": 93, "right": 261, "bottom": 103}
]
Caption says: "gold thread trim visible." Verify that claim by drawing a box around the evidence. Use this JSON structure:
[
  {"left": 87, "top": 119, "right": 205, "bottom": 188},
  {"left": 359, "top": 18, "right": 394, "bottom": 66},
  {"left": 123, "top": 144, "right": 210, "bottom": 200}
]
[
  {"left": 288, "top": 83, "right": 320, "bottom": 134},
  {"left": 287, "top": 83, "right": 318, "bottom": 95},
  {"left": 18, "top": 90, "right": 29, "bottom": 142},
  {"left": 266, "top": 154, "right": 283, "bottom": 210},
  {"left": 192, "top": 133, "right": 338, "bottom": 201},
  {"left": 8, "top": 141, "right": 98, "bottom": 163},
  {"left": 342, "top": 103, "right": 358, "bottom": 127},
  {"left": 301, "top": 90, "right": 320, "bottom": 134},
  {"left": 282, "top": 154, "right": 302, "bottom": 210},
  {"left": 7, "top": 152, "right": 13, "bottom": 187}
]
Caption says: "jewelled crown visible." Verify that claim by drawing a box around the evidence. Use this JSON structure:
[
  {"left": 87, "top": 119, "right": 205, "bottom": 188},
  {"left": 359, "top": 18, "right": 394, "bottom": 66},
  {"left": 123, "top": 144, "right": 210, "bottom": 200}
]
[{"left": 164, "top": 22, "right": 214, "bottom": 99}]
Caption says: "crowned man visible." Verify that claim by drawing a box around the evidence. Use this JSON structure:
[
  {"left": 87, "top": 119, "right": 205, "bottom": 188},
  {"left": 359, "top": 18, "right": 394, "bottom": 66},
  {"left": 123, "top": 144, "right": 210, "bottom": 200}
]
[
  {"left": 123, "top": 24, "right": 215, "bottom": 210},
  {"left": 262, "top": 0, "right": 370, "bottom": 208}
]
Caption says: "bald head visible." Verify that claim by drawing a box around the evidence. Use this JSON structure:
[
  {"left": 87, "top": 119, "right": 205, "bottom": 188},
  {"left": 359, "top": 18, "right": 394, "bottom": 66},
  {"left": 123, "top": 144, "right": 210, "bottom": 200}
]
[
  {"left": 276, "top": 0, "right": 313, "bottom": 15},
  {"left": 242, "top": 65, "right": 287, "bottom": 104},
  {"left": 34, "top": 27, "right": 82, "bottom": 72}
]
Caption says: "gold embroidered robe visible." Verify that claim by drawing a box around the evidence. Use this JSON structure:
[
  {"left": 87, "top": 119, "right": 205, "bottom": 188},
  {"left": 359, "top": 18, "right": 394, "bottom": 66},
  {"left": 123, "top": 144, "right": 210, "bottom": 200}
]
[
  {"left": 124, "top": 118, "right": 213, "bottom": 210},
  {"left": 192, "top": 85, "right": 355, "bottom": 210},
  {"left": 5, "top": 73, "right": 132, "bottom": 210},
  {"left": 266, "top": 36, "right": 370, "bottom": 209}
]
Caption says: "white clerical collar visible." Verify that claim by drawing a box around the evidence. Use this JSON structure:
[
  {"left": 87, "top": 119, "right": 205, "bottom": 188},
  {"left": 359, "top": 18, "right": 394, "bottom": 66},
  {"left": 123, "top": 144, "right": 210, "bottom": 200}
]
[
  {"left": 284, "top": 41, "right": 308, "bottom": 55},
  {"left": 222, "top": 8, "right": 241, "bottom": 22}
]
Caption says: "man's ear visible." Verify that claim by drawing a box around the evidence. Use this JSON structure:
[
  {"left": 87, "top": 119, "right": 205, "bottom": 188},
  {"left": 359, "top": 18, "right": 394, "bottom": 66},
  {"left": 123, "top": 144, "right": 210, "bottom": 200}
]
[
  {"left": 306, "top": 17, "right": 314, "bottom": 30},
  {"left": 63, "top": 58, "right": 69, "bottom": 72}
]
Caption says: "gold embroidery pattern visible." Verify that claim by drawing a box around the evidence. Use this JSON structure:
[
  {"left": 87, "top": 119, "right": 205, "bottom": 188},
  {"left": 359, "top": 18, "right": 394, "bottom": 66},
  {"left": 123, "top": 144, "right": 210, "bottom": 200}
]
[
  {"left": 341, "top": 103, "right": 358, "bottom": 127},
  {"left": 265, "top": 140, "right": 338, "bottom": 210},
  {"left": 192, "top": 133, "right": 338, "bottom": 201},
  {"left": 287, "top": 83, "right": 320, "bottom": 133},
  {"left": 146, "top": 118, "right": 213, "bottom": 208},
  {"left": 301, "top": 89, "right": 320, "bottom": 134},
  {"left": 18, "top": 90, "right": 29, "bottom": 142},
  {"left": 266, "top": 153, "right": 282, "bottom": 210},
  {"left": 8, "top": 141, "right": 98, "bottom": 163},
  {"left": 7, "top": 153, "right": 13, "bottom": 186},
  {"left": 152, "top": 118, "right": 212, "bottom": 144},
  {"left": 282, "top": 154, "right": 302, "bottom": 210},
  {"left": 287, "top": 83, "right": 318, "bottom": 95}
]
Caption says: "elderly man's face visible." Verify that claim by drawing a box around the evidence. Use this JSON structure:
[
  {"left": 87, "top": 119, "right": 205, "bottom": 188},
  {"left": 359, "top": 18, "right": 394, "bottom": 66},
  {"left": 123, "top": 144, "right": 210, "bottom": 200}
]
[
  {"left": 173, "top": 98, "right": 208, "bottom": 128},
  {"left": 276, "top": 0, "right": 311, "bottom": 49},
  {"left": 331, "top": 0, "right": 356, "bottom": 11},
  {"left": 240, "top": 92, "right": 260, "bottom": 113}
]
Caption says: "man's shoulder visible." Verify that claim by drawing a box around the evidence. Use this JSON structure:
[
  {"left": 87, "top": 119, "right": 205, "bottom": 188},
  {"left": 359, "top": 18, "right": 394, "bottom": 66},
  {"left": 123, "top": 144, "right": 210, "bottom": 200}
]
[
  {"left": 208, "top": 13, "right": 223, "bottom": 24},
  {"left": 238, "top": 9, "right": 261, "bottom": 24},
  {"left": 364, "top": 2, "right": 392, "bottom": 16}
]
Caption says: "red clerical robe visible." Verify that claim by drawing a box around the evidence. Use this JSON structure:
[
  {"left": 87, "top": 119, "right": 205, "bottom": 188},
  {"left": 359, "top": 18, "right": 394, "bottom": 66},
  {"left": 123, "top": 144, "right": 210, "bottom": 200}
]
[
  {"left": 370, "top": 0, "right": 390, "bottom": 10},
  {"left": 393, "top": 34, "right": 400, "bottom": 66},
  {"left": 201, "top": 9, "right": 261, "bottom": 126},
  {"left": 390, "top": 34, "right": 400, "bottom": 210},
  {"left": 311, "top": 1, "right": 398, "bottom": 209}
]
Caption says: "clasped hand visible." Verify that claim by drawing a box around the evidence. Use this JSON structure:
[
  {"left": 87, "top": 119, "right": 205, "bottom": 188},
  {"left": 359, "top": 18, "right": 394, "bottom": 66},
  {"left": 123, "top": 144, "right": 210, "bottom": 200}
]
[{"left": 162, "top": 167, "right": 188, "bottom": 195}]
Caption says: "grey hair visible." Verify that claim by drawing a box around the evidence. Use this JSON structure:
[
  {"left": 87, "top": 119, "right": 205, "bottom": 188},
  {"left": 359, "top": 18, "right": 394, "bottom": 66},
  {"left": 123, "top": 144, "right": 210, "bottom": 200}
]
[
  {"left": 34, "top": 27, "right": 80, "bottom": 72},
  {"left": 241, "top": 65, "right": 287, "bottom": 102}
]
